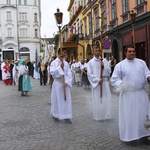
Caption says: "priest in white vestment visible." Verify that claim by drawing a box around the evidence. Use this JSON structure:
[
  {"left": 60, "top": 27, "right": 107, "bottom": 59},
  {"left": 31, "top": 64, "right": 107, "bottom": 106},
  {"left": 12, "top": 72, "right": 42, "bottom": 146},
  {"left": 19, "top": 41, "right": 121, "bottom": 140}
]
[
  {"left": 50, "top": 48, "right": 73, "bottom": 124},
  {"left": 110, "top": 45, "right": 150, "bottom": 144},
  {"left": 87, "top": 44, "right": 112, "bottom": 121}
]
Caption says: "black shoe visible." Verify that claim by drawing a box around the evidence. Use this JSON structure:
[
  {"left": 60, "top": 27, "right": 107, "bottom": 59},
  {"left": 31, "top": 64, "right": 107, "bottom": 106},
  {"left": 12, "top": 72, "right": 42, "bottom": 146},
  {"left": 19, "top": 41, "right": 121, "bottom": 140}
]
[
  {"left": 52, "top": 116, "right": 60, "bottom": 122},
  {"left": 21, "top": 93, "right": 26, "bottom": 96},
  {"left": 65, "top": 119, "right": 72, "bottom": 124},
  {"left": 140, "top": 137, "right": 150, "bottom": 145},
  {"left": 125, "top": 140, "right": 140, "bottom": 146}
]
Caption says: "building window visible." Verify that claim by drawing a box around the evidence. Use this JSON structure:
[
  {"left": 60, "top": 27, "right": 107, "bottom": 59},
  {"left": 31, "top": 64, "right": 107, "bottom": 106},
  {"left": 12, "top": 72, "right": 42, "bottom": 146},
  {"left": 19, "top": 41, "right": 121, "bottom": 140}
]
[
  {"left": 77, "top": 22, "right": 79, "bottom": 34},
  {"left": 88, "top": 13, "right": 92, "bottom": 34},
  {"left": 95, "top": 9, "right": 99, "bottom": 31},
  {"left": 34, "top": 0, "right": 37, "bottom": 6},
  {"left": 19, "top": 12, "right": 27, "bottom": 21},
  {"left": 84, "top": 19, "right": 87, "bottom": 36},
  {"left": 6, "top": 0, "right": 11, "bottom": 4},
  {"left": 24, "top": 0, "right": 27, "bottom": 5},
  {"left": 35, "top": 29, "right": 38, "bottom": 37},
  {"left": 19, "top": 47, "right": 29, "bottom": 52},
  {"left": 137, "top": 0, "right": 145, "bottom": 5},
  {"left": 80, "top": 20, "right": 82, "bottom": 35},
  {"left": 20, "top": 28, "right": 27, "bottom": 37},
  {"left": 136, "top": 0, "right": 146, "bottom": 14},
  {"left": 7, "top": 11, "right": 11, "bottom": 21},
  {"left": 34, "top": 13, "right": 38, "bottom": 22},
  {"left": 101, "top": 2, "right": 106, "bottom": 27},
  {"left": 7, "top": 28, "right": 12, "bottom": 37},
  {"left": 18, "top": 0, "right": 21, "bottom": 5},
  {"left": 83, "top": 0, "right": 86, "bottom": 8},
  {"left": 72, "top": 7, "right": 74, "bottom": 15},
  {"left": 122, "top": 0, "right": 128, "bottom": 13},
  {"left": 111, "top": 0, "right": 117, "bottom": 20}
]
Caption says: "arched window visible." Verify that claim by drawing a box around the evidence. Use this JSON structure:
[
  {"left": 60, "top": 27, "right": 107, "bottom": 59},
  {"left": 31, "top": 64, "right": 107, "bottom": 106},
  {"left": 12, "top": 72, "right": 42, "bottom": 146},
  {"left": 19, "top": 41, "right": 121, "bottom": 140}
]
[
  {"left": 19, "top": 47, "right": 30, "bottom": 52},
  {"left": 8, "top": 47, "right": 13, "bottom": 49}
]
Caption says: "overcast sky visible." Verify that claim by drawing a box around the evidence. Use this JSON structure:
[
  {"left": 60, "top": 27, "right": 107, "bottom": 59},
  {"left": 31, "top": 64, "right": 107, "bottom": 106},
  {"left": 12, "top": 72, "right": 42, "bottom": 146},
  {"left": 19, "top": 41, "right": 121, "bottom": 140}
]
[{"left": 41, "top": 0, "right": 70, "bottom": 38}]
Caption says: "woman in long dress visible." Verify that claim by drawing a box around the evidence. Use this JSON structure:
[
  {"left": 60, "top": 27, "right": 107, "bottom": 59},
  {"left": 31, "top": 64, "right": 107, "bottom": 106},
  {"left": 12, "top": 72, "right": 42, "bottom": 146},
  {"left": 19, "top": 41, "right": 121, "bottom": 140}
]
[{"left": 18, "top": 60, "right": 33, "bottom": 96}]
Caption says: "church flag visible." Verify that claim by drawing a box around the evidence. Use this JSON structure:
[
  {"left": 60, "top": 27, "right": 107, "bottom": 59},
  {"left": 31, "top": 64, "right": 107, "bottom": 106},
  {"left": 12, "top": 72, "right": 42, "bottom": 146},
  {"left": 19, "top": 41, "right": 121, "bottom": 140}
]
[{"left": 35, "top": 49, "right": 39, "bottom": 72}]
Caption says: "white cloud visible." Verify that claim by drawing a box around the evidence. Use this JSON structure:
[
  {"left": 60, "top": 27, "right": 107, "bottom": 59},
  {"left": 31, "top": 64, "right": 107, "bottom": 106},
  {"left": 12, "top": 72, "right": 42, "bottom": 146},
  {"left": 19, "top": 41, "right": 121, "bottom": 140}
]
[{"left": 41, "top": 0, "right": 70, "bottom": 38}]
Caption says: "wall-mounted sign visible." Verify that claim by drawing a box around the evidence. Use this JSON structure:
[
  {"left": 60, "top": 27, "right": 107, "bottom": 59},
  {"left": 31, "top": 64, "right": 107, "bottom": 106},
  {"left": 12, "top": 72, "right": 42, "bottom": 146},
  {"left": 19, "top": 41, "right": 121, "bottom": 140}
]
[{"left": 103, "top": 39, "right": 111, "bottom": 49}]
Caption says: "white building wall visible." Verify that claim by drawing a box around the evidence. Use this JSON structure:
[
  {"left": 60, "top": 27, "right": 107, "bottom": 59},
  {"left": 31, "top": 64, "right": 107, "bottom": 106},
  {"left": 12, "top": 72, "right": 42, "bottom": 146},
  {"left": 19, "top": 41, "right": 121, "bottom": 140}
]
[{"left": 0, "top": 0, "right": 41, "bottom": 61}]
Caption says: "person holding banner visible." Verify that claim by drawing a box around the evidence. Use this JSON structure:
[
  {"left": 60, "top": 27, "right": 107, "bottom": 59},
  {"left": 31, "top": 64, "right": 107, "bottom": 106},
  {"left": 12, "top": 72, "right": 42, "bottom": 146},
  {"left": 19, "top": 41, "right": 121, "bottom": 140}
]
[
  {"left": 87, "top": 44, "right": 112, "bottom": 121},
  {"left": 50, "top": 48, "right": 73, "bottom": 124}
]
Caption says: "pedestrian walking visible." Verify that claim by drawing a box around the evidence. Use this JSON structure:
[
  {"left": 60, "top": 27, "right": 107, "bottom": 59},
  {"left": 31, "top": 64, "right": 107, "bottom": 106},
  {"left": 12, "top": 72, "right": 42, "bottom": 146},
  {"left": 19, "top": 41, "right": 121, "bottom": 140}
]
[
  {"left": 87, "top": 44, "right": 112, "bottom": 121},
  {"left": 110, "top": 55, "right": 117, "bottom": 77},
  {"left": 70, "top": 59, "right": 75, "bottom": 85},
  {"left": 74, "top": 58, "right": 82, "bottom": 87},
  {"left": 12, "top": 60, "right": 19, "bottom": 85},
  {"left": 110, "top": 45, "right": 150, "bottom": 145},
  {"left": 50, "top": 48, "right": 73, "bottom": 124},
  {"left": 18, "top": 59, "right": 33, "bottom": 96},
  {"left": 10, "top": 60, "right": 14, "bottom": 84},
  {"left": 3, "top": 60, "right": 12, "bottom": 85},
  {"left": 81, "top": 59, "right": 90, "bottom": 89},
  {"left": 48, "top": 56, "right": 56, "bottom": 89},
  {"left": 38, "top": 61, "right": 47, "bottom": 86}
]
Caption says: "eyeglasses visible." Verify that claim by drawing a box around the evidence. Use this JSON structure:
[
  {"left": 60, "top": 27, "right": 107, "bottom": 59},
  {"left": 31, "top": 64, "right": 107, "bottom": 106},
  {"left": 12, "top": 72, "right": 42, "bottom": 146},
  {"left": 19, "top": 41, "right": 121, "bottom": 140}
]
[{"left": 127, "top": 51, "right": 135, "bottom": 53}]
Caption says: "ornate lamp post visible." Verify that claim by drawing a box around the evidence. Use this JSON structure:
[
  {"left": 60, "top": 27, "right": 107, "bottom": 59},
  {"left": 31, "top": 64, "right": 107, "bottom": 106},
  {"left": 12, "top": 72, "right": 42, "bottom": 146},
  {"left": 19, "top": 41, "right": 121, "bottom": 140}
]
[
  {"left": 130, "top": 10, "right": 136, "bottom": 47},
  {"left": 54, "top": 8, "right": 66, "bottom": 100},
  {"left": 97, "top": 13, "right": 106, "bottom": 98},
  {"left": 54, "top": 8, "right": 63, "bottom": 54}
]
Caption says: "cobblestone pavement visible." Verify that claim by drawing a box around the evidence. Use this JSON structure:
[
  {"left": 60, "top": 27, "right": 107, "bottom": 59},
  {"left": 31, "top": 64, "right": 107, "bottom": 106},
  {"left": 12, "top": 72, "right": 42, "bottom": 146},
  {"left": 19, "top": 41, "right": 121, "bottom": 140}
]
[{"left": 0, "top": 78, "right": 150, "bottom": 150}]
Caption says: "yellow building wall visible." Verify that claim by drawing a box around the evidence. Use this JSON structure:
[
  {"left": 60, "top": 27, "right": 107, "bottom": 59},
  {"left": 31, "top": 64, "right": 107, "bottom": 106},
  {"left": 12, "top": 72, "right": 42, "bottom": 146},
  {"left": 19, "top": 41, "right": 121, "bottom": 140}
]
[
  {"left": 78, "top": 40, "right": 85, "bottom": 61},
  {"left": 116, "top": 0, "right": 123, "bottom": 25},
  {"left": 147, "top": 0, "right": 150, "bottom": 11},
  {"left": 116, "top": 0, "right": 150, "bottom": 26}
]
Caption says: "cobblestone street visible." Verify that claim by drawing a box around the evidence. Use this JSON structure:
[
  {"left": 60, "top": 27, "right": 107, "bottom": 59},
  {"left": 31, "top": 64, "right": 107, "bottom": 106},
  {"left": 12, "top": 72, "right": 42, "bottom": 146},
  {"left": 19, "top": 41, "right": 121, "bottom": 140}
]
[{"left": 0, "top": 78, "right": 150, "bottom": 150}]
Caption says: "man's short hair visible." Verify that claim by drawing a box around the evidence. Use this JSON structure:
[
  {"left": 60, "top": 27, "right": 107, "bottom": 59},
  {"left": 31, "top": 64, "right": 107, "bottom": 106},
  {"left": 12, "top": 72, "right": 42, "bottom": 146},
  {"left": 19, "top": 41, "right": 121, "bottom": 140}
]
[
  {"left": 58, "top": 48, "right": 66, "bottom": 54},
  {"left": 125, "top": 45, "right": 135, "bottom": 53},
  {"left": 92, "top": 43, "right": 99, "bottom": 49}
]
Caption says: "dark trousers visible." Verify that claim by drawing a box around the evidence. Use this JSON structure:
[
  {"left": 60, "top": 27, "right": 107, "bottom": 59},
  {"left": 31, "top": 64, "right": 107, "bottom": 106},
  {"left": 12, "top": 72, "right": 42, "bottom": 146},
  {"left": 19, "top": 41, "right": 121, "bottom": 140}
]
[
  {"left": 18, "top": 75, "right": 23, "bottom": 91},
  {"left": 40, "top": 74, "right": 47, "bottom": 85}
]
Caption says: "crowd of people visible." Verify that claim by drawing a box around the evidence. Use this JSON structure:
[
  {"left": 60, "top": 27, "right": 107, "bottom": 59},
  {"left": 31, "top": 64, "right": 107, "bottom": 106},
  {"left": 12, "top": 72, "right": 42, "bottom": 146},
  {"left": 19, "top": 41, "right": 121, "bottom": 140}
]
[
  {"left": 0, "top": 44, "right": 150, "bottom": 145},
  {"left": 0, "top": 59, "right": 34, "bottom": 96}
]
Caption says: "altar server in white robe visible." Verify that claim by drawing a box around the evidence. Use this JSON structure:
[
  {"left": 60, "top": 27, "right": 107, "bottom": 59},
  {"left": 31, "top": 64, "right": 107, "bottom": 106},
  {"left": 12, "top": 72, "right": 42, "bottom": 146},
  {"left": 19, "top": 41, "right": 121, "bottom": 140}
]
[
  {"left": 110, "top": 45, "right": 150, "bottom": 144},
  {"left": 87, "top": 44, "right": 112, "bottom": 121},
  {"left": 50, "top": 48, "right": 73, "bottom": 124}
]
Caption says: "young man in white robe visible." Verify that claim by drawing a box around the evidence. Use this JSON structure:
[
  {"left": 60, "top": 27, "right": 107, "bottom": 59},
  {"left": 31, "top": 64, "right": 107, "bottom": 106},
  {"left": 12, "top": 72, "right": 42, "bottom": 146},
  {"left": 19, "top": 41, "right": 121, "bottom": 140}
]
[
  {"left": 87, "top": 44, "right": 112, "bottom": 121},
  {"left": 110, "top": 45, "right": 150, "bottom": 145},
  {"left": 50, "top": 48, "right": 73, "bottom": 124}
]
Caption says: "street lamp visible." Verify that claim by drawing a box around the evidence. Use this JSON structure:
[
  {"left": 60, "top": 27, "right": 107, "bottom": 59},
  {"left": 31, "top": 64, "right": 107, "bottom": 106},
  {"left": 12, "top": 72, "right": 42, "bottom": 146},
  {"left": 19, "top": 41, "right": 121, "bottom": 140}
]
[
  {"left": 54, "top": 8, "right": 66, "bottom": 100},
  {"left": 130, "top": 9, "right": 136, "bottom": 47},
  {"left": 97, "top": 13, "right": 106, "bottom": 98},
  {"left": 54, "top": 8, "right": 63, "bottom": 54}
]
